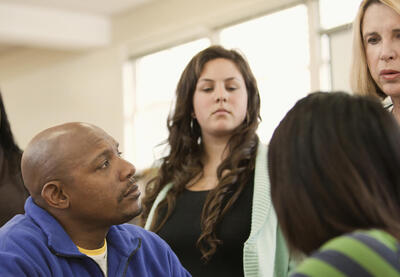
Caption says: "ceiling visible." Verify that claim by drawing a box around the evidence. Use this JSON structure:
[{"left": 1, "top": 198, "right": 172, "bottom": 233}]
[
  {"left": 0, "top": 0, "right": 156, "bottom": 51},
  {"left": 0, "top": 0, "right": 152, "bottom": 16}
]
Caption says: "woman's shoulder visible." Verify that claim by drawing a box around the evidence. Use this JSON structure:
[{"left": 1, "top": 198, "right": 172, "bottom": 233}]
[
  {"left": 143, "top": 183, "right": 174, "bottom": 229},
  {"left": 291, "top": 229, "right": 400, "bottom": 277}
]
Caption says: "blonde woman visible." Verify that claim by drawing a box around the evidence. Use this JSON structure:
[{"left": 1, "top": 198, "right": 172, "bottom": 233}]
[{"left": 351, "top": 0, "right": 400, "bottom": 122}]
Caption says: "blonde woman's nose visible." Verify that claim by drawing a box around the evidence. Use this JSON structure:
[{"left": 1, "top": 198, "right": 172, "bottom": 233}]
[{"left": 380, "top": 41, "right": 397, "bottom": 62}]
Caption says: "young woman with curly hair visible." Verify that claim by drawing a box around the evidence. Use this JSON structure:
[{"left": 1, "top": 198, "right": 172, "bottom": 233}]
[{"left": 140, "top": 45, "right": 290, "bottom": 277}]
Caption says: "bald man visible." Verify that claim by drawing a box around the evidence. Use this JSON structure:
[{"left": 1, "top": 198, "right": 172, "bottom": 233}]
[{"left": 0, "top": 122, "right": 191, "bottom": 277}]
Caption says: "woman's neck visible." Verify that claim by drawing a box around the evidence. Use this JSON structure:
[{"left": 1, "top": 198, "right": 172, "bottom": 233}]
[
  {"left": 391, "top": 97, "right": 400, "bottom": 124},
  {"left": 201, "top": 134, "right": 230, "bottom": 169},
  {"left": 187, "top": 134, "right": 230, "bottom": 191}
]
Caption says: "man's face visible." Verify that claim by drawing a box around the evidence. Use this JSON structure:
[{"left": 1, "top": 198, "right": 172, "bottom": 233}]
[{"left": 64, "top": 127, "right": 142, "bottom": 227}]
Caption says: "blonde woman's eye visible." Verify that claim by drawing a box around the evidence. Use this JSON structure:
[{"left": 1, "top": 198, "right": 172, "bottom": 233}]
[{"left": 367, "top": 36, "right": 379, "bottom": 45}]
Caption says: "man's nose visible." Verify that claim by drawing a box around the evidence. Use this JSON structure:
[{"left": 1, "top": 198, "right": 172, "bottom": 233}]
[{"left": 120, "top": 159, "right": 136, "bottom": 181}]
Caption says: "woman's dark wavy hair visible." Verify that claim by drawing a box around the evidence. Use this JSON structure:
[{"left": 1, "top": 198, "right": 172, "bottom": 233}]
[
  {"left": 268, "top": 91, "right": 400, "bottom": 255},
  {"left": 140, "top": 45, "right": 261, "bottom": 261},
  {"left": 0, "top": 91, "right": 23, "bottom": 182}
]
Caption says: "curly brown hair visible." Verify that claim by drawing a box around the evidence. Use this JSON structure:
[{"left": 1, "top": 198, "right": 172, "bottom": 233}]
[{"left": 140, "top": 45, "right": 261, "bottom": 262}]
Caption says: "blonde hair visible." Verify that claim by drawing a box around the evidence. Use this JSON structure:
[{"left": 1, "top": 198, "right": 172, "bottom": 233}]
[{"left": 350, "top": 0, "right": 400, "bottom": 99}]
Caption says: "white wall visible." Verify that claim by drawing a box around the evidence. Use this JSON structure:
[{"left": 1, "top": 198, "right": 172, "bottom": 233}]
[{"left": 0, "top": 46, "right": 125, "bottom": 148}]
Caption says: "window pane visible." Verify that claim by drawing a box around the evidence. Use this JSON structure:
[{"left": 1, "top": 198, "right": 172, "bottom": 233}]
[
  {"left": 319, "top": 0, "right": 362, "bottom": 29},
  {"left": 220, "top": 5, "right": 310, "bottom": 143},
  {"left": 128, "top": 39, "right": 210, "bottom": 170},
  {"left": 320, "top": 34, "right": 331, "bottom": 91}
]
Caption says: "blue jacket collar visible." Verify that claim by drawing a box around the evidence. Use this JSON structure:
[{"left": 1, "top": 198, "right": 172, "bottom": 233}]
[{"left": 24, "top": 197, "right": 140, "bottom": 257}]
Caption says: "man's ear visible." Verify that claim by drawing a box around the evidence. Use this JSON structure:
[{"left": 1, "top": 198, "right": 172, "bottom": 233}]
[{"left": 41, "top": 181, "right": 70, "bottom": 209}]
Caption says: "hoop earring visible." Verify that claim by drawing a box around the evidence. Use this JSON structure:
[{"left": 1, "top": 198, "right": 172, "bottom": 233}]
[
  {"left": 190, "top": 118, "right": 194, "bottom": 132},
  {"left": 245, "top": 112, "right": 250, "bottom": 126}
]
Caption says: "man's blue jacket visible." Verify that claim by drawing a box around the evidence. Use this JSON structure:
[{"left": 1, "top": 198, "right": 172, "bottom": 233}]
[{"left": 0, "top": 197, "right": 191, "bottom": 277}]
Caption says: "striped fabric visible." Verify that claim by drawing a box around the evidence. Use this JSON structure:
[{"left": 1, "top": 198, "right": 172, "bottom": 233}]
[{"left": 291, "top": 229, "right": 400, "bottom": 277}]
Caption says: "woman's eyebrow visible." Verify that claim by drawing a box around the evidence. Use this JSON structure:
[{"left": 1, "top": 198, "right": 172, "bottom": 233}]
[{"left": 363, "top": 31, "right": 378, "bottom": 39}]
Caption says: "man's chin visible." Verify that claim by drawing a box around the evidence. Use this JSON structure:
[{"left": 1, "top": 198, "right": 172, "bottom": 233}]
[{"left": 120, "top": 206, "right": 143, "bottom": 224}]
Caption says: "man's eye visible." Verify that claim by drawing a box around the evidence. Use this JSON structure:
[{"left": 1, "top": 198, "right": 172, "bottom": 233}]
[
  {"left": 100, "top": 160, "right": 110, "bottom": 169},
  {"left": 117, "top": 151, "right": 123, "bottom": 157}
]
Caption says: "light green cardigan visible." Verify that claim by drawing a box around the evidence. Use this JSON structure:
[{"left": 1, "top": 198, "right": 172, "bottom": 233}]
[{"left": 144, "top": 143, "right": 290, "bottom": 277}]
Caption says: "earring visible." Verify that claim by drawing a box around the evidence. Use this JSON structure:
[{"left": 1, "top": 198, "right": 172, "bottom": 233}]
[
  {"left": 190, "top": 111, "right": 196, "bottom": 132},
  {"left": 245, "top": 112, "right": 250, "bottom": 126},
  {"left": 190, "top": 118, "right": 194, "bottom": 131}
]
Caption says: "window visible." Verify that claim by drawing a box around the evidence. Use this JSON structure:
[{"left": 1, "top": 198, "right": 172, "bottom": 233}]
[
  {"left": 320, "top": 34, "right": 331, "bottom": 91},
  {"left": 319, "top": 0, "right": 362, "bottom": 92},
  {"left": 125, "top": 39, "right": 210, "bottom": 170},
  {"left": 125, "top": 3, "right": 324, "bottom": 169},
  {"left": 319, "top": 0, "right": 362, "bottom": 29},
  {"left": 220, "top": 5, "right": 310, "bottom": 143}
]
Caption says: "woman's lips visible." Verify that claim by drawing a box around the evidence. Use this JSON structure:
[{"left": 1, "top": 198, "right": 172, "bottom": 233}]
[
  {"left": 380, "top": 70, "right": 400, "bottom": 81},
  {"left": 213, "top": 109, "right": 229, "bottom": 115}
]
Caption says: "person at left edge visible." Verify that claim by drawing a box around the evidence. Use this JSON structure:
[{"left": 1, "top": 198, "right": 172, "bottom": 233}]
[
  {"left": 0, "top": 91, "right": 29, "bottom": 226},
  {"left": 0, "top": 122, "right": 191, "bottom": 277}
]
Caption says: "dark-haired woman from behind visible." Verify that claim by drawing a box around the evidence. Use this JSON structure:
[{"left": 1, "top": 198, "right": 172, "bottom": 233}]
[
  {"left": 0, "top": 92, "right": 29, "bottom": 226},
  {"left": 269, "top": 91, "right": 400, "bottom": 277},
  {"left": 140, "top": 45, "right": 290, "bottom": 277}
]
